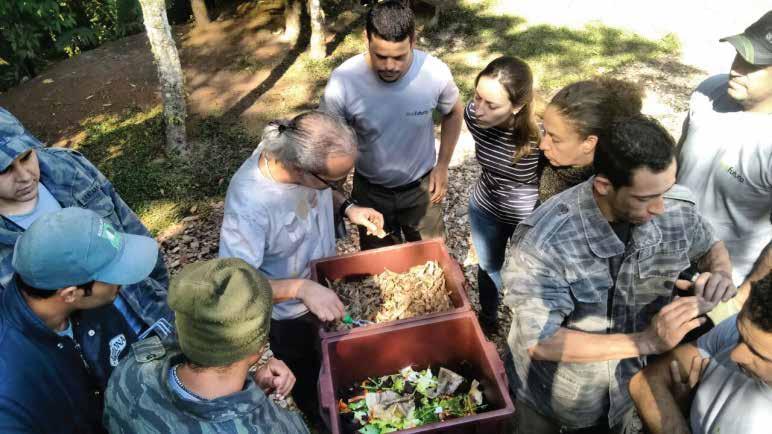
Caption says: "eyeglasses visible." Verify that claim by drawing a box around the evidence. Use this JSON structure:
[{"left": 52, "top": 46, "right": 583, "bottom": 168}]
[{"left": 308, "top": 171, "right": 351, "bottom": 200}]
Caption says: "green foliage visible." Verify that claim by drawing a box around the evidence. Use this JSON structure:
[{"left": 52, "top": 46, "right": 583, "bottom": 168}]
[{"left": 0, "top": 0, "right": 144, "bottom": 90}]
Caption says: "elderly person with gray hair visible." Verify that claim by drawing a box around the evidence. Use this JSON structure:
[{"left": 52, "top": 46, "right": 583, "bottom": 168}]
[{"left": 218, "top": 110, "right": 384, "bottom": 422}]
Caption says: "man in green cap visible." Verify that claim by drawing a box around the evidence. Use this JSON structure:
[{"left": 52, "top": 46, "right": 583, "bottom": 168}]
[{"left": 104, "top": 257, "right": 309, "bottom": 433}]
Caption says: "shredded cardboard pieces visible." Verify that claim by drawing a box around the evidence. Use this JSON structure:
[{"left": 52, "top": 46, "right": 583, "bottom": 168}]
[{"left": 327, "top": 261, "right": 453, "bottom": 331}]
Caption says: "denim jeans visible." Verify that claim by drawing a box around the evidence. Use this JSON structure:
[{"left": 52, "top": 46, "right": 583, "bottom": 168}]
[{"left": 468, "top": 199, "right": 517, "bottom": 322}]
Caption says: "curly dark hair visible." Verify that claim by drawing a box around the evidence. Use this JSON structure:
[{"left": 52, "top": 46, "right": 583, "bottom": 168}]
[
  {"left": 593, "top": 114, "right": 675, "bottom": 188},
  {"left": 366, "top": 0, "right": 415, "bottom": 42},
  {"left": 746, "top": 273, "right": 772, "bottom": 332},
  {"left": 549, "top": 78, "right": 643, "bottom": 143}
]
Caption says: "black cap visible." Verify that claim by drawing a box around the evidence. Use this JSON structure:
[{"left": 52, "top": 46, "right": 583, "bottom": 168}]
[{"left": 720, "top": 11, "right": 772, "bottom": 66}]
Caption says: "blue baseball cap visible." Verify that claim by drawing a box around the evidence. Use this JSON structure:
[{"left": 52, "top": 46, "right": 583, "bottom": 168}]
[
  {"left": 12, "top": 207, "right": 159, "bottom": 290},
  {"left": 0, "top": 107, "right": 43, "bottom": 172}
]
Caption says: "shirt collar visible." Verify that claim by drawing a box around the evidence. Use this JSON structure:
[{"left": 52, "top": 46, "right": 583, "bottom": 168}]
[
  {"left": 577, "top": 178, "right": 662, "bottom": 257},
  {"left": 160, "top": 352, "right": 268, "bottom": 421},
  {"left": 1, "top": 279, "right": 63, "bottom": 341}
]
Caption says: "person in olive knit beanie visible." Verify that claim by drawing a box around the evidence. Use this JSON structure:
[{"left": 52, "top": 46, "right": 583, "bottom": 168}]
[{"left": 103, "top": 258, "right": 308, "bottom": 434}]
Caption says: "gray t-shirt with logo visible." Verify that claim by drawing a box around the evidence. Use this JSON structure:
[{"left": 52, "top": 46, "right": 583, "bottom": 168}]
[
  {"left": 691, "top": 314, "right": 772, "bottom": 434},
  {"left": 677, "top": 74, "right": 772, "bottom": 286},
  {"left": 321, "top": 49, "right": 459, "bottom": 188}
]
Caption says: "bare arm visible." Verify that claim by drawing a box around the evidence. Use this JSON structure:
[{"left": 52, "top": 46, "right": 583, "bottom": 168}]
[
  {"left": 692, "top": 241, "right": 737, "bottom": 314},
  {"left": 437, "top": 99, "right": 463, "bottom": 169},
  {"left": 629, "top": 343, "right": 704, "bottom": 434},
  {"left": 428, "top": 99, "right": 463, "bottom": 203},
  {"left": 269, "top": 278, "right": 344, "bottom": 322},
  {"left": 530, "top": 296, "right": 705, "bottom": 363},
  {"left": 529, "top": 328, "right": 646, "bottom": 362},
  {"left": 696, "top": 241, "right": 733, "bottom": 279}
]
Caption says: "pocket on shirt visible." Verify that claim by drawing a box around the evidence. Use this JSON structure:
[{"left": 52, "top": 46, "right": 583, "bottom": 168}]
[
  {"left": 637, "top": 239, "right": 690, "bottom": 280},
  {"left": 75, "top": 180, "right": 117, "bottom": 219},
  {"left": 275, "top": 213, "right": 306, "bottom": 254},
  {"left": 566, "top": 265, "right": 609, "bottom": 304}
]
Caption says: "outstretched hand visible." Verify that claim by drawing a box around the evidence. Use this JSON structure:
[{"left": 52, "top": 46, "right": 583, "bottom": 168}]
[
  {"left": 297, "top": 279, "right": 345, "bottom": 322},
  {"left": 641, "top": 296, "right": 705, "bottom": 355}
]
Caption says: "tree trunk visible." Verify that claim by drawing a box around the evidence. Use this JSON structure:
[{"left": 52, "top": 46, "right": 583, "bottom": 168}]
[
  {"left": 283, "top": 0, "right": 301, "bottom": 42},
  {"left": 138, "top": 0, "right": 188, "bottom": 155},
  {"left": 190, "top": 0, "right": 210, "bottom": 27},
  {"left": 308, "top": 0, "right": 326, "bottom": 59}
]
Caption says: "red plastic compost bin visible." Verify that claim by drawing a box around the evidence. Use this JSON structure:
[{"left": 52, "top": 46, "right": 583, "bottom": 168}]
[
  {"left": 310, "top": 239, "right": 471, "bottom": 339},
  {"left": 319, "top": 311, "right": 515, "bottom": 433}
]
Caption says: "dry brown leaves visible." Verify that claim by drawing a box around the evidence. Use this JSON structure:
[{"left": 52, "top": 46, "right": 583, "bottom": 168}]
[{"left": 328, "top": 260, "right": 453, "bottom": 331}]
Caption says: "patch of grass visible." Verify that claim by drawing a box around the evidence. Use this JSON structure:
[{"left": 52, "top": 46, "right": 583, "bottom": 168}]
[
  {"left": 425, "top": 1, "right": 681, "bottom": 102},
  {"left": 74, "top": 107, "right": 259, "bottom": 234}
]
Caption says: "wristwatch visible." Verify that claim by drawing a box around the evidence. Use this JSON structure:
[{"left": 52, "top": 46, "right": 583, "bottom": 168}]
[{"left": 339, "top": 198, "right": 355, "bottom": 218}]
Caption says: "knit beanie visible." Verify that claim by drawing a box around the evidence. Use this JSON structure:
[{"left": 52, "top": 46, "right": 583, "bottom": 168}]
[{"left": 168, "top": 258, "right": 272, "bottom": 367}]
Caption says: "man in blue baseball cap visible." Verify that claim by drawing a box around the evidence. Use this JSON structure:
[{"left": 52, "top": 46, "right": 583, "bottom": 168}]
[
  {"left": 0, "top": 107, "right": 173, "bottom": 350},
  {"left": 0, "top": 207, "right": 160, "bottom": 433}
]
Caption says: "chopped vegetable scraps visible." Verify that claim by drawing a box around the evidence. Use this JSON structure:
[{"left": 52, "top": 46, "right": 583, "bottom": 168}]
[
  {"left": 339, "top": 366, "right": 487, "bottom": 433},
  {"left": 328, "top": 261, "right": 452, "bottom": 331}
]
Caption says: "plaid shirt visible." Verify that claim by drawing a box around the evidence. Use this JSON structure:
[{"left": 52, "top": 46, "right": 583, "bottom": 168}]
[{"left": 502, "top": 178, "right": 716, "bottom": 429}]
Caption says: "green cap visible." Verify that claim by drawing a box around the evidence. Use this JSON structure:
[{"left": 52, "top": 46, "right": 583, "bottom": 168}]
[
  {"left": 168, "top": 258, "right": 272, "bottom": 367},
  {"left": 720, "top": 11, "right": 772, "bottom": 66}
]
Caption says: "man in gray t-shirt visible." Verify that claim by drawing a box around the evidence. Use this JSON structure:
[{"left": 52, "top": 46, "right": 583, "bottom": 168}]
[
  {"left": 630, "top": 274, "right": 772, "bottom": 434},
  {"left": 321, "top": 0, "right": 463, "bottom": 250},
  {"left": 676, "top": 11, "right": 772, "bottom": 323}
]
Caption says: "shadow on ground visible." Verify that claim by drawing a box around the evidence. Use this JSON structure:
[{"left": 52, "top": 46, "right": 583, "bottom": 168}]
[{"left": 0, "top": 0, "right": 703, "bottom": 234}]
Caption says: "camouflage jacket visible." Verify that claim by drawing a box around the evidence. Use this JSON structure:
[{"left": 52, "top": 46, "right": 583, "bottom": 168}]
[
  {"left": 104, "top": 338, "right": 310, "bottom": 434},
  {"left": 502, "top": 178, "right": 717, "bottom": 429},
  {"left": 0, "top": 107, "right": 173, "bottom": 332}
]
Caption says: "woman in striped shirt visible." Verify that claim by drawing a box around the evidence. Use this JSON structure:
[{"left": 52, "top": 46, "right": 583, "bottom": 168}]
[{"left": 465, "top": 56, "right": 541, "bottom": 329}]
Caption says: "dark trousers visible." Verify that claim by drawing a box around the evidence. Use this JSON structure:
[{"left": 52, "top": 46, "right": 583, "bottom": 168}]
[
  {"left": 468, "top": 199, "right": 516, "bottom": 322},
  {"left": 269, "top": 312, "right": 322, "bottom": 423},
  {"left": 352, "top": 171, "right": 444, "bottom": 250},
  {"left": 513, "top": 400, "right": 638, "bottom": 434}
]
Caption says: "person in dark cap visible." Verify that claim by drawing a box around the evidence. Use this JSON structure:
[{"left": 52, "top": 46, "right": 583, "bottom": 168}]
[
  {"left": 0, "top": 207, "right": 161, "bottom": 433},
  {"left": 676, "top": 10, "right": 772, "bottom": 324},
  {"left": 0, "top": 107, "right": 173, "bottom": 343},
  {"left": 104, "top": 258, "right": 310, "bottom": 434}
]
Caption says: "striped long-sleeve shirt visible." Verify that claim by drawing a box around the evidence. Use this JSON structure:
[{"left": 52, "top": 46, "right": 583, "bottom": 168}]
[{"left": 464, "top": 101, "right": 540, "bottom": 224}]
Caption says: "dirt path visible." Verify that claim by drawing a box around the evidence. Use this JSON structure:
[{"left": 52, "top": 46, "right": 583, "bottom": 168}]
[{"left": 0, "top": 1, "right": 294, "bottom": 146}]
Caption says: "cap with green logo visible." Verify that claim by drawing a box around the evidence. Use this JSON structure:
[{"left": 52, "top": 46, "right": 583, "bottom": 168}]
[
  {"left": 12, "top": 207, "right": 159, "bottom": 290},
  {"left": 720, "top": 11, "right": 772, "bottom": 66}
]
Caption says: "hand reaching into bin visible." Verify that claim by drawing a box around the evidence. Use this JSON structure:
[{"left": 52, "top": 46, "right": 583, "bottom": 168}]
[{"left": 297, "top": 279, "right": 346, "bottom": 322}]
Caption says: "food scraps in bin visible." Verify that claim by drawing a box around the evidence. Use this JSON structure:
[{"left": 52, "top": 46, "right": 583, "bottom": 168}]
[
  {"left": 338, "top": 366, "right": 486, "bottom": 434},
  {"left": 327, "top": 261, "right": 452, "bottom": 331}
]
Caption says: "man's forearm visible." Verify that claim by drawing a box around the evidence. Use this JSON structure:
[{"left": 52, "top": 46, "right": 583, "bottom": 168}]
[
  {"left": 436, "top": 100, "right": 463, "bottom": 168},
  {"left": 630, "top": 365, "right": 691, "bottom": 434},
  {"left": 269, "top": 279, "right": 303, "bottom": 303},
  {"left": 529, "top": 327, "right": 653, "bottom": 362},
  {"left": 697, "top": 241, "right": 733, "bottom": 277}
]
